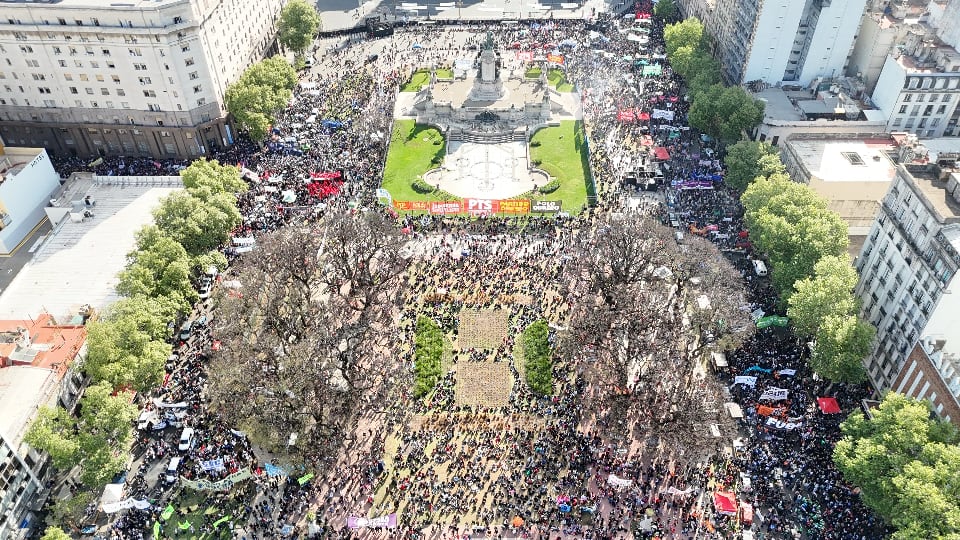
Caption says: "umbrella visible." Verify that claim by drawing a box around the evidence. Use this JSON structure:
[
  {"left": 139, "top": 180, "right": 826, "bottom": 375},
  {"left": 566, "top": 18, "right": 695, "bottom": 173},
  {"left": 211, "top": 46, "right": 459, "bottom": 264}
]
[
  {"left": 412, "top": 43, "right": 424, "bottom": 49},
  {"left": 511, "top": 516, "right": 524, "bottom": 527}
]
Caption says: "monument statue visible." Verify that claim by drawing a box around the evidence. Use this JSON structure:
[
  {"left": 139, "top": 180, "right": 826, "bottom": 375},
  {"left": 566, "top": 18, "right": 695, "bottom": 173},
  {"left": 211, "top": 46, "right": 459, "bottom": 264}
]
[
  {"left": 483, "top": 31, "right": 494, "bottom": 51},
  {"left": 473, "top": 30, "right": 503, "bottom": 99}
]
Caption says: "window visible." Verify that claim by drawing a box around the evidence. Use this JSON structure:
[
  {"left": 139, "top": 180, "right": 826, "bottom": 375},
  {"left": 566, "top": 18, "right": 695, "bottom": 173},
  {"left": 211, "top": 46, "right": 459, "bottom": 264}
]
[
  {"left": 58, "top": 17, "right": 66, "bottom": 25},
  {"left": 121, "top": 102, "right": 130, "bottom": 109},
  {"left": 101, "top": 88, "right": 109, "bottom": 95},
  {"left": 95, "top": 74, "right": 103, "bottom": 82},
  {"left": 101, "top": 48, "right": 110, "bottom": 56},
  {"left": 139, "top": 77, "right": 151, "bottom": 85},
  {"left": 193, "top": 84, "right": 202, "bottom": 93},
  {"left": 197, "top": 98, "right": 206, "bottom": 106},
  {"left": 924, "top": 105, "right": 934, "bottom": 116},
  {"left": 26, "top": 60, "right": 39, "bottom": 68},
  {"left": 129, "top": 48, "right": 142, "bottom": 56},
  {"left": 111, "top": 75, "right": 120, "bottom": 83},
  {"left": 929, "top": 93, "right": 939, "bottom": 102},
  {"left": 185, "top": 57, "right": 195, "bottom": 66},
  {"left": 85, "top": 87, "right": 94, "bottom": 95},
  {"left": 79, "top": 74, "right": 88, "bottom": 82},
  {"left": 64, "top": 74, "right": 73, "bottom": 81},
  {"left": 188, "top": 71, "right": 198, "bottom": 80},
  {"left": 143, "top": 89, "right": 156, "bottom": 97},
  {"left": 59, "top": 60, "right": 67, "bottom": 67},
  {"left": 91, "top": 61, "right": 99, "bottom": 69},
  {"left": 903, "top": 94, "right": 912, "bottom": 102},
  {"left": 69, "top": 86, "right": 78, "bottom": 94},
  {"left": 943, "top": 94, "right": 952, "bottom": 102},
  {"left": 181, "top": 44, "right": 190, "bottom": 52},
  {"left": 917, "top": 94, "right": 925, "bottom": 103},
  {"left": 116, "top": 88, "right": 125, "bottom": 96},
  {"left": 937, "top": 105, "right": 947, "bottom": 114},
  {"left": 899, "top": 105, "right": 908, "bottom": 114},
  {"left": 107, "top": 61, "right": 116, "bottom": 69},
  {"left": 53, "top": 46, "right": 62, "bottom": 54}
]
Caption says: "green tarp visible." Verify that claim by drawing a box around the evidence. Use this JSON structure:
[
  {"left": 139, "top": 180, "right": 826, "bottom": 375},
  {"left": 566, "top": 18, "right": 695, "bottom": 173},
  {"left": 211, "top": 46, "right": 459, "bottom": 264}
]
[
  {"left": 161, "top": 504, "right": 175, "bottom": 521},
  {"left": 297, "top": 473, "right": 314, "bottom": 486},
  {"left": 756, "top": 315, "right": 789, "bottom": 329}
]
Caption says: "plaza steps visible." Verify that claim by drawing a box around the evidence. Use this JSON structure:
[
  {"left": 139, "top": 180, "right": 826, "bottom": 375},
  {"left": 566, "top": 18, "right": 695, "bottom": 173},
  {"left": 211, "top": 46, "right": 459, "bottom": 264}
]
[{"left": 448, "top": 130, "right": 528, "bottom": 144}]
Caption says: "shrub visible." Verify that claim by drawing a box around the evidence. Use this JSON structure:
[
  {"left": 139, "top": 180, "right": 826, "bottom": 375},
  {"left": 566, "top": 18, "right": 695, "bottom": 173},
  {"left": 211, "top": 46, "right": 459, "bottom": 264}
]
[
  {"left": 412, "top": 178, "right": 435, "bottom": 194},
  {"left": 522, "top": 320, "right": 553, "bottom": 395},
  {"left": 539, "top": 179, "right": 561, "bottom": 194},
  {"left": 414, "top": 316, "right": 444, "bottom": 397}
]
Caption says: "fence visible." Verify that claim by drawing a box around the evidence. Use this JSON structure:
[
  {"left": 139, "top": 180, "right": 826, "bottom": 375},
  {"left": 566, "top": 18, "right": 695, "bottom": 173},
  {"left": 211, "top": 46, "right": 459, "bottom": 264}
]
[{"left": 92, "top": 175, "right": 183, "bottom": 187}]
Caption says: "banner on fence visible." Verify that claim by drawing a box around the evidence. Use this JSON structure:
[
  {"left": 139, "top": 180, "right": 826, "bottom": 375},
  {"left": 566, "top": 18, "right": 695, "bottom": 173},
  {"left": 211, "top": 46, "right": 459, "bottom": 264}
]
[
  {"left": 347, "top": 514, "right": 398, "bottom": 529},
  {"left": 180, "top": 467, "right": 252, "bottom": 492},
  {"left": 758, "top": 388, "right": 789, "bottom": 401},
  {"left": 546, "top": 53, "right": 564, "bottom": 65},
  {"left": 532, "top": 200, "right": 562, "bottom": 213}
]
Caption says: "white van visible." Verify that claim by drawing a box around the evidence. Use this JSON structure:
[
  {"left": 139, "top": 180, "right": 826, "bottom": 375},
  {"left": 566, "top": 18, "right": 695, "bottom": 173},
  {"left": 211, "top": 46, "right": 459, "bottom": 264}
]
[
  {"left": 752, "top": 259, "right": 768, "bottom": 277},
  {"left": 178, "top": 427, "right": 195, "bottom": 451},
  {"left": 165, "top": 457, "right": 182, "bottom": 483}
]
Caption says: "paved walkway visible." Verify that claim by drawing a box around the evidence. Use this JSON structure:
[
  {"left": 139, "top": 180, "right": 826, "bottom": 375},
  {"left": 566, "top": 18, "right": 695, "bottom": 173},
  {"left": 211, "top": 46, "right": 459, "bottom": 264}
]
[{"left": 425, "top": 141, "right": 548, "bottom": 198}]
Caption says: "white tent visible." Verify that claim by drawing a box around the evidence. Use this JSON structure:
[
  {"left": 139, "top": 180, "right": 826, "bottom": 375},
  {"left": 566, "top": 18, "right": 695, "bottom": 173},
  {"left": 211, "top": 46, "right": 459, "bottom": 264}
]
[
  {"left": 101, "top": 483, "right": 124, "bottom": 505},
  {"left": 725, "top": 402, "right": 744, "bottom": 419}
]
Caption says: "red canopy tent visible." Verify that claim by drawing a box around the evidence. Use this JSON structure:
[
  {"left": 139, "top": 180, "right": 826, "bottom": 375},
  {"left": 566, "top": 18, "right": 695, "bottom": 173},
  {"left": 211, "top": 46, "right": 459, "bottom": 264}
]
[
  {"left": 636, "top": 112, "right": 651, "bottom": 121},
  {"left": 740, "top": 502, "right": 754, "bottom": 524},
  {"left": 713, "top": 491, "right": 737, "bottom": 515},
  {"left": 817, "top": 397, "right": 842, "bottom": 414},
  {"left": 618, "top": 109, "right": 636, "bottom": 123},
  {"left": 653, "top": 146, "right": 670, "bottom": 160}
]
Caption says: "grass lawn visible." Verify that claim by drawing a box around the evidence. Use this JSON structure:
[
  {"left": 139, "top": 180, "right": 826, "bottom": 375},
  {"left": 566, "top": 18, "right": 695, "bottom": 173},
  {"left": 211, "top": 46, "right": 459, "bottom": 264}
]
[
  {"left": 547, "top": 68, "right": 575, "bottom": 92},
  {"left": 525, "top": 67, "right": 542, "bottom": 78},
  {"left": 435, "top": 68, "right": 453, "bottom": 79},
  {"left": 400, "top": 69, "right": 431, "bottom": 92},
  {"left": 381, "top": 120, "right": 446, "bottom": 202},
  {"left": 529, "top": 120, "right": 590, "bottom": 213}
]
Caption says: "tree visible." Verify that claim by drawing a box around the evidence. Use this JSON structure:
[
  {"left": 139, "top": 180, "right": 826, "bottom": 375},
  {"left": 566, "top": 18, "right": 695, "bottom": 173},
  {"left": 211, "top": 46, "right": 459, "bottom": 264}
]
[
  {"left": 181, "top": 158, "right": 247, "bottom": 195},
  {"left": 834, "top": 393, "right": 960, "bottom": 538},
  {"left": 809, "top": 314, "right": 873, "bottom": 382},
  {"left": 25, "top": 382, "right": 137, "bottom": 488},
  {"left": 224, "top": 57, "right": 296, "bottom": 141},
  {"left": 40, "top": 526, "right": 72, "bottom": 540},
  {"left": 84, "top": 314, "right": 171, "bottom": 393},
  {"left": 741, "top": 172, "right": 849, "bottom": 297},
  {"left": 522, "top": 320, "right": 553, "bottom": 395},
  {"left": 117, "top": 226, "right": 197, "bottom": 314},
  {"left": 43, "top": 490, "right": 94, "bottom": 530},
  {"left": 560, "top": 212, "right": 752, "bottom": 455},
  {"left": 786, "top": 255, "right": 859, "bottom": 337},
  {"left": 208, "top": 211, "right": 408, "bottom": 466},
  {"left": 723, "top": 140, "right": 779, "bottom": 192},
  {"left": 278, "top": 0, "right": 321, "bottom": 55},
  {"left": 688, "top": 84, "right": 765, "bottom": 144},
  {"left": 653, "top": 0, "right": 678, "bottom": 20},
  {"left": 152, "top": 190, "right": 241, "bottom": 256},
  {"left": 664, "top": 18, "right": 703, "bottom": 58}
]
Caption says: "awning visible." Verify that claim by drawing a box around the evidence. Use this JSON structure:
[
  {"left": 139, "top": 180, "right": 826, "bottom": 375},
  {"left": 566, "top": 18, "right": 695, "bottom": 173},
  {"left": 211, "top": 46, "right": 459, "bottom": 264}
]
[
  {"left": 711, "top": 352, "right": 728, "bottom": 367},
  {"left": 725, "top": 402, "right": 743, "bottom": 419},
  {"left": 817, "top": 397, "right": 842, "bottom": 414}
]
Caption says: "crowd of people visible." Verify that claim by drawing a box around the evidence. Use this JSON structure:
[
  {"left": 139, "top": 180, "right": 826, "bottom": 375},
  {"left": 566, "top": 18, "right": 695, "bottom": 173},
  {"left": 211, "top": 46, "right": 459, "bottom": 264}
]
[{"left": 55, "top": 8, "right": 897, "bottom": 540}]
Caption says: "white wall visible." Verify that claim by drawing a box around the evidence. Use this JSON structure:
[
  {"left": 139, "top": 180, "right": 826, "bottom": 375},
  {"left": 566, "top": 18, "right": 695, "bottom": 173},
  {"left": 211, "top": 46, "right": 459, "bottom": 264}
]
[
  {"left": 0, "top": 151, "right": 60, "bottom": 253},
  {"left": 742, "top": 0, "right": 806, "bottom": 84},
  {"left": 871, "top": 55, "right": 905, "bottom": 120},
  {"left": 798, "top": 0, "right": 869, "bottom": 85}
]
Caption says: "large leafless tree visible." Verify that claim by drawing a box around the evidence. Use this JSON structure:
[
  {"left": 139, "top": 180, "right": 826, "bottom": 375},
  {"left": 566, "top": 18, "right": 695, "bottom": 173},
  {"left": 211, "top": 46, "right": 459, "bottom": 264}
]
[
  {"left": 207, "top": 210, "right": 408, "bottom": 466},
  {"left": 561, "top": 211, "right": 753, "bottom": 457}
]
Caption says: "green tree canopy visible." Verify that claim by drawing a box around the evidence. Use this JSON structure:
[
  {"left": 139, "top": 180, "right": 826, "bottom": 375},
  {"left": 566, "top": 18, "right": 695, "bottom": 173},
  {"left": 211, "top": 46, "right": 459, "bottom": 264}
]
[
  {"left": 834, "top": 393, "right": 960, "bottom": 538},
  {"left": 84, "top": 297, "right": 173, "bottom": 392},
  {"left": 152, "top": 190, "right": 241, "bottom": 256},
  {"left": 664, "top": 18, "right": 703, "bottom": 58},
  {"left": 40, "top": 526, "right": 72, "bottom": 540},
  {"left": 278, "top": 0, "right": 322, "bottom": 55},
  {"left": 117, "top": 226, "right": 197, "bottom": 314},
  {"left": 181, "top": 158, "right": 247, "bottom": 195},
  {"left": 25, "top": 382, "right": 137, "bottom": 488},
  {"left": 688, "top": 84, "right": 765, "bottom": 144},
  {"left": 741, "top": 172, "right": 849, "bottom": 297},
  {"left": 224, "top": 57, "right": 296, "bottom": 141},
  {"left": 522, "top": 320, "right": 553, "bottom": 395},
  {"left": 787, "top": 254, "right": 859, "bottom": 337},
  {"left": 809, "top": 313, "right": 873, "bottom": 382},
  {"left": 723, "top": 140, "right": 779, "bottom": 192},
  {"left": 653, "top": 0, "right": 678, "bottom": 20}
]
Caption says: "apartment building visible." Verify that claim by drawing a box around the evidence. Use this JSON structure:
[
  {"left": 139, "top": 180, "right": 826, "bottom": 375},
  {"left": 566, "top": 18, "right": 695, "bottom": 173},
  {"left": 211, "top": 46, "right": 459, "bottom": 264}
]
[
  {"left": 684, "top": 0, "right": 868, "bottom": 86},
  {"left": 0, "top": 0, "right": 285, "bottom": 159},
  {"left": 854, "top": 162, "right": 960, "bottom": 390},
  {"left": 0, "top": 315, "right": 87, "bottom": 540},
  {"left": 870, "top": 39, "right": 960, "bottom": 138}
]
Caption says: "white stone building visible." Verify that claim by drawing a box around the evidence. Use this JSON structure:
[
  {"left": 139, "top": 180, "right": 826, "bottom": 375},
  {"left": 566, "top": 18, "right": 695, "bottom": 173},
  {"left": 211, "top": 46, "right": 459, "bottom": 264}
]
[
  {"left": 0, "top": 0, "right": 285, "bottom": 159},
  {"left": 677, "top": 0, "right": 868, "bottom": 86},
  {"left": 0, "top": 136, "right": 60, "bottom": 254},
  {"left": 854, "top": 162, "right": 960, "bottom": 390}
]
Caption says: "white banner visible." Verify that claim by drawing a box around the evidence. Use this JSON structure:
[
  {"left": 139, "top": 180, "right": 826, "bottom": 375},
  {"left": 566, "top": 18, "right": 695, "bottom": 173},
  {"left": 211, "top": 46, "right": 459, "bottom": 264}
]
[
  {"left": 665, "top": 486, "right": 695, "bottom": 496},
  {"left": 764, "top": 416, "right": 803, "bottom": 431},
  {"left": 102, "top": 498, "right": 152, "bottom": 513},
  {"left": 201, "top": 458, "right": 226, "bottom": 472},
  {"left": 651, "top": 109, "right": 675, "bottom": 121},
  {"left": 777, "top": 369, "right": 796, "bottom": 377},
  {"left": 732, "top": 376, "right": 757, "bottom": 387},
  {"left": 608, "top": 474, "right": 634, "bottom": 487},
  {"left": 152, "top": 399, "right": 189, "bottom": 408},
  {"left": 758, "top": 388, "right": 789, "bottom": 401}
]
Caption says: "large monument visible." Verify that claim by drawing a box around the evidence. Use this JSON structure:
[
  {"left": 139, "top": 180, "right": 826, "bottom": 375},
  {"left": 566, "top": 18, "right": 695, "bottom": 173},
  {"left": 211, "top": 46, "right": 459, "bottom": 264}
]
[{"left": 470, "top": 32, "right": 505, "bottom": 101}]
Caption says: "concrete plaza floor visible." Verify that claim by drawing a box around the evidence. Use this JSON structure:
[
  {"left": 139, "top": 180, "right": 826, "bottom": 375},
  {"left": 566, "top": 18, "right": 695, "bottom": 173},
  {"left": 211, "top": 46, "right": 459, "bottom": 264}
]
[{"left": 423, "top": 141, "right": 548, "bottom": 198}]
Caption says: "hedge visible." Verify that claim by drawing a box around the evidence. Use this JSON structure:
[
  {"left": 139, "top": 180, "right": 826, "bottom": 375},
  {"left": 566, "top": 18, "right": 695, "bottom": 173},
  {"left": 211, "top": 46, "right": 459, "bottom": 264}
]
[
  {"left": 539, "top": 179, "right": 561, "bottom": 194},
  {"left": 414, "top": 316, "right": 444, "bottom": 397},
  {"left": 412, "top": 178, "right": 435, "bottom": 194},
  {"left": 522, "top": 320, "right": 553, "bottom": 395}
]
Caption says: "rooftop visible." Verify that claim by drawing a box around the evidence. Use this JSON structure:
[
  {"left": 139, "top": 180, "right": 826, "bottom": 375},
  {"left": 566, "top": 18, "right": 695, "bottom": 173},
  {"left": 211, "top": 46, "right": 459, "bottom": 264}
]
[
  {"left": 0, "top": 146, "right": 45, "bottom": 183},
  {"left": 0, "top": 365, "right": 59, "bottom": 449},
  {"left": 0, "top": 182, "right": 178, "bottom": 321},
  {"left": 0, "top": 313, "right": 86, "bottom": 376},
  {"left": 902, "top": 166, "right": 960, "bottom": 222},
  {"left": 0, "top": 0, "right": 182, "bottom": 9}
]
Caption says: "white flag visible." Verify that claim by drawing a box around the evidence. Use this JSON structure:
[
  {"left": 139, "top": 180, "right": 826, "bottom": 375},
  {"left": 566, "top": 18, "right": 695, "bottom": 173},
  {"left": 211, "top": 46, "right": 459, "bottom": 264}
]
[
  {"left": 733, "top": 376, "right": 757, "bottom": 387},
  {"left": 777, "top": 369, "right": 796, "bottom": 377},
  {"left": 608, "top": 474, "right": 634, "bottom": 487}
]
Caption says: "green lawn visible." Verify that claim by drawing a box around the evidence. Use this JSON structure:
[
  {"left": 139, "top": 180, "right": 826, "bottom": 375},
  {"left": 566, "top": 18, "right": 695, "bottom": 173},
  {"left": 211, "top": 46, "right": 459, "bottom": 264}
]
[
  {"left": 381, "top": 120, "right": 446, "bottom": 202},
  {"left": 435, "top": 68, "right": 453, "bottom": 79},
  {"left": 529, "top": 120, "right": 590, "bottom": 213},
  {"left": 400, "top": 69, "right": 431, "bottom": 92},
  {"left": 547, "top": 68, "right": 575, "bottom": 92},
  {"left": 525, "top": 67, "right": 542, "bottom": 79}
]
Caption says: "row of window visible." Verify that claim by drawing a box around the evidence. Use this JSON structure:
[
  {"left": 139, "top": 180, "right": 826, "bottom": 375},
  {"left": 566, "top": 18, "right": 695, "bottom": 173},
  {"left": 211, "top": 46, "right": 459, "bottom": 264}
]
[
  {"left": 0, "top": 96, "right": 207, "bottom": 109},
  {"left": 905, "top": 75, "right": 960, "bottom": 90}
]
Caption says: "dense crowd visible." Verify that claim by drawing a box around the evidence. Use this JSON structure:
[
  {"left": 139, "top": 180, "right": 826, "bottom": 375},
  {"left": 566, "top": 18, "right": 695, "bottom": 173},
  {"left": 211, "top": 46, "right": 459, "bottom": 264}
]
[{"left": 55, "top": 9, "right": 895, "bottom": 540}]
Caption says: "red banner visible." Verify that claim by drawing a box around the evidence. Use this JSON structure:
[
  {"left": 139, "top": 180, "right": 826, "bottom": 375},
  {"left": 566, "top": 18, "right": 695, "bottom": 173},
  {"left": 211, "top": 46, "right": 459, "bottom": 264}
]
[
  {"left": 498, "top": 199, "right": 531, "bottom": 214},
  {"left": 429, "top": 201, "right": 463, "bottom": 215},
  {"left": 393, "top": 200, "right": 429, "bottom": 211},
  {"left": 392, "top": 199, "right": 532, "bottom": 215}
]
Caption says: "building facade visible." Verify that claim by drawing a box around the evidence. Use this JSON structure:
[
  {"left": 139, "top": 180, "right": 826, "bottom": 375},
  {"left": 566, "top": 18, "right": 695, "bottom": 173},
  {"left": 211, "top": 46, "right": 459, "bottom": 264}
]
[
  {"left": 0, "top": 0, "right": 285, "bottom": 159},
  {"left": 854, "top": 163, "right": 960, "bottom": 390},
  {"left": 893, "top": 336, "right": 960, "bottom": 425},
  {"left": 698, "top": 0, "right": 867, "bottom": 86},
  {"left": 0, "top": 137, "right": 61, "bottom": 254}
]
